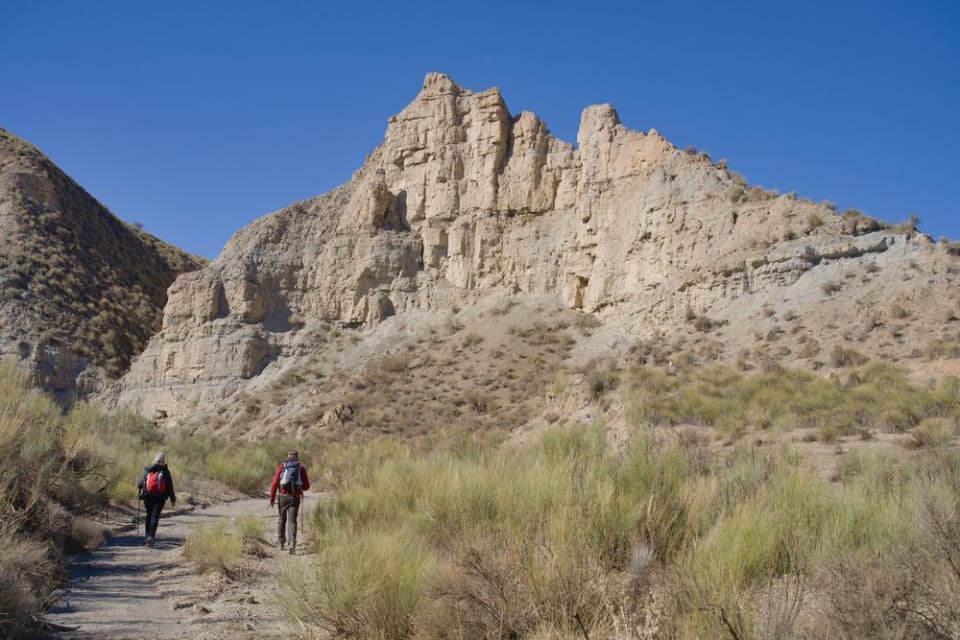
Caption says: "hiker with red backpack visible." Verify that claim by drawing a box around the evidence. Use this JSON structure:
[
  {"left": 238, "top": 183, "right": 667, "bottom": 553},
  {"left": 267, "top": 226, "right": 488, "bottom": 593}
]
[
  {"left": 269, "top": 449, "right": 310, "bottom": 554},
  {"left": 137, "top": 452, "right": 176, "bottom": 547}
]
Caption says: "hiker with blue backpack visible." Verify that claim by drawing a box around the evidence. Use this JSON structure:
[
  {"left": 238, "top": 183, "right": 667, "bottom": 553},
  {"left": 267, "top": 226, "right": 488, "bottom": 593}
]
[
  {"left": 137, "top": 452, "right": 176, "bottom": 547},
  {"left": 269, "top": 449, "right": 310, "bottom": 554}
]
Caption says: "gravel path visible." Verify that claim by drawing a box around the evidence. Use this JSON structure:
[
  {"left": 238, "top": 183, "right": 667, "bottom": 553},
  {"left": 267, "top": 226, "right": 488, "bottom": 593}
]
[{"left": 46, "top": 494, "right": 316, "bottom": 640}]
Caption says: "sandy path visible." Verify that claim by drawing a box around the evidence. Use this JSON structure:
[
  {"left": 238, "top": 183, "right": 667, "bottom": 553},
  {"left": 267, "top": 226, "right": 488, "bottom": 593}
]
[{"left": 47, "top": 493, "right": 317, "bottom": 640}]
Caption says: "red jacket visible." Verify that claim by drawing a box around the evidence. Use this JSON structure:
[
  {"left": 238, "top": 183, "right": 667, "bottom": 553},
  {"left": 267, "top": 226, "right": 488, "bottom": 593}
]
[{"left": 269, "top": 461, "right": 310, "bottom": 505}]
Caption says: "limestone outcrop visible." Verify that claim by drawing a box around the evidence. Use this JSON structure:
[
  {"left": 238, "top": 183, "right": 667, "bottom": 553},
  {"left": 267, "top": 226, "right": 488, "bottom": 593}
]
[{"left": 116, "top": 73, "right": 960, "bottom": 432}]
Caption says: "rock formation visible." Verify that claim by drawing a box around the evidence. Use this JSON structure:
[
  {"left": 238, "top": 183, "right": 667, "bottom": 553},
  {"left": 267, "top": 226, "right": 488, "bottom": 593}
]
[{"left": 115, "top": 73, "right": 960, "bottom": 434}]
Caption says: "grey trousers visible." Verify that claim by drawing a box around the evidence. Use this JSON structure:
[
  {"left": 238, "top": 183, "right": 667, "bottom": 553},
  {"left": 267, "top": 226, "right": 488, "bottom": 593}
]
[{"left": 277, "top": 493, "right": 301, "bottom": 546}]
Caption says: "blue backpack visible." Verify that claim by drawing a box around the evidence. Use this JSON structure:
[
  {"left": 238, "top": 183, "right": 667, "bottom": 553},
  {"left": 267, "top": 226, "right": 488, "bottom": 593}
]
[{"left": 279, "top": 460, "right": 302, "bottom": 492}]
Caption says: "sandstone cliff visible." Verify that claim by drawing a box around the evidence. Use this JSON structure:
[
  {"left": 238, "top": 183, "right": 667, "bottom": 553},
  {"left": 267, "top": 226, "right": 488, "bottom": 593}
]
[
  {"left": 0, "top": 128, "right": 204, "bottom": 401},
  {"left": 116, "top": 74, "right": 960, "bottom": 436}
]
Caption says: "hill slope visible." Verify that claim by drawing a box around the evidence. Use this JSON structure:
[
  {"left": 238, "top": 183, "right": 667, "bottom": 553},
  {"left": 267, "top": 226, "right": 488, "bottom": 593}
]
[
  {"left": 0, "top": 128, "right": 204, "bottom": 400},
  {"left": 115, "top": 73, "right": 960, "bottom": 437}
]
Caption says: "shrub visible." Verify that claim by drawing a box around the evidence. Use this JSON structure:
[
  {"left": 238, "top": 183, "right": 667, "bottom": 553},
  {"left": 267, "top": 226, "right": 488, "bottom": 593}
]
[
  {"left": 0, "top": 361, "right": 118, "bottom": 633},
  {"left": 232, "top": 514, "right": 267, "bottom": 542},
  {"left": 279, "top": 527, "right": 433, "bottom": 639},
  {"left": 0, "top": 522, "right": 59, "bottom": 639},
  {"left": 821, "top": 281, "right": 842, "bottom": 295},
  {"left": 830, "top": 345, "right": 868, "bottom": 368},
  {"left": 806, "top": 212, "right": 824, "bottom": 231},
  {"left": 587, "top": 369, "right": 620, "bottom": 401},
  {"left": 183, "top": 523, "right": 243, "bottom": 575},
  {"left": 907, "top": 418, "right": 957, "bottom": 449}
]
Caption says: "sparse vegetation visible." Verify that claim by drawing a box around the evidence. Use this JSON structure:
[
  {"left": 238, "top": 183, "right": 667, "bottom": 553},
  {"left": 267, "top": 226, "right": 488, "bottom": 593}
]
[
  {"left": 830, "top": 345, "right": 869, "bottom": 368},
  {"left": 806, "top": 211, "right": 824, "bottom": 231},
  {"left": 821, "top": 280, "right": 842, "bottom": 295},
  {"left": 0, "top": 130, "right": 203, "bottom": 383},
  {"left": 891, "top": 303, "right": 913, "bottom": 320},
  {"left": 587, "top": 368, "right": 620, "bottom": 401},
  {"left": 282, "top": 368, "right": 960, "bottom": 638}
]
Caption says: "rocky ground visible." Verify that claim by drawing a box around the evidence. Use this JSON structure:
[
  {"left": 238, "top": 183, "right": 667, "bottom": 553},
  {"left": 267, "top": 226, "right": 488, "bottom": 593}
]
[{"left": 46, "top": 491, "right": 317, "bottom": 640}]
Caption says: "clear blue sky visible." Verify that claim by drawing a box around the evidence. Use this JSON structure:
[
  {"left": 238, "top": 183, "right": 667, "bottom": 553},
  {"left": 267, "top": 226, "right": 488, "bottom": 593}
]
[{"left": 2, "top": 1, "right": 957, "bottom": 259}]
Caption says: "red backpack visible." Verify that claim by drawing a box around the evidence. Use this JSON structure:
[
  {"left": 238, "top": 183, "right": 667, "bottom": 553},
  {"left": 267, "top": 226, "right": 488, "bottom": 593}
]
[{"left": 145, "top": 469, "right": 167, "bottom": 496}]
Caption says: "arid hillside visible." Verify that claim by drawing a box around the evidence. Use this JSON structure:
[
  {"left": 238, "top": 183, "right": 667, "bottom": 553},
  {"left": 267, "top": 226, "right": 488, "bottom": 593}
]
[
  {"left": 0, "top": 128, "right": 204, "bottom": 402},
  {"left": 110, "top": 73, "right": 960, "bottom": 440}
]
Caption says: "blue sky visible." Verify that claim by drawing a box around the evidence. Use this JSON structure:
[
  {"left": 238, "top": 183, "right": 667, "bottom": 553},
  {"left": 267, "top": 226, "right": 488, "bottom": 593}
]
[{"left": 2, "top": 1, "right": 957, "bottom": 259}]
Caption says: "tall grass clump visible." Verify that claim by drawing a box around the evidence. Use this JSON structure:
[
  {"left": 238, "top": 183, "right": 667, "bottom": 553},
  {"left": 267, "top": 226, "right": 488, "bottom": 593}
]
[
  {"left": 0, "top": 361, "right": 116, "bottom": 636},
  {"left": 183, "top": 522, "right": 244, "bottom": 575},
  {"left": 280, "top": 527, "right": 434, "bottom": 639},
  {"left": 183, "top": 514, "right": 271, "bottom": 576}
]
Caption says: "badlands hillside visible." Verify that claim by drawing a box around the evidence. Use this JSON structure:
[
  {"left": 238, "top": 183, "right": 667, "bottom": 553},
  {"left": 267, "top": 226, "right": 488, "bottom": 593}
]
[
  {"left": 109, "top": 73, "right": 960, "bottom": 440},
  {"left": 0, "top": 129, "right": 203, "bottom": 402}
]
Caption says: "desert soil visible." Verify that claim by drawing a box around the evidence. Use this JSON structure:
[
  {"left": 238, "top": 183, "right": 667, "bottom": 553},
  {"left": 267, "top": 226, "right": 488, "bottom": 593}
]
[{"left": 46, "top": 490, "right": 318, "bottom": 640}]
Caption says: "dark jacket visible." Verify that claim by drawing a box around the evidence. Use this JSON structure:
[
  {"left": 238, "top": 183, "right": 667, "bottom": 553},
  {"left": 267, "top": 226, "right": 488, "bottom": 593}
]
[
  {"left": 269, "top": 461, "right": 310, "bottom": 506},
  {"left": 138, "top": 463, "right": 176, "bottom": 504}
]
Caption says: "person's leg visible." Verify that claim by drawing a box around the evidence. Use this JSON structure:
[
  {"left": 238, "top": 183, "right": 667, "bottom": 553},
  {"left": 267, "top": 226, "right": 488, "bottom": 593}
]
[
  {"left": 145, "top": 499, "right": 154, "bottom": 539},
  {"left": 277, "top": 496, "right": 289, "bottom": 548},
  {"left": 287, "top": 496, "right": 300, "bottom": 554},
  {"left": 145, "top": 498, "right": 162, "bottom": 543}
]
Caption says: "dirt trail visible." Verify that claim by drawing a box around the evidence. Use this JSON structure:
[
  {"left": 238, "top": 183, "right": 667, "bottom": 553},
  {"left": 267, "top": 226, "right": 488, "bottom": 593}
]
[{"left": 46, "top": 493, "right": 317, "bottom": 640}]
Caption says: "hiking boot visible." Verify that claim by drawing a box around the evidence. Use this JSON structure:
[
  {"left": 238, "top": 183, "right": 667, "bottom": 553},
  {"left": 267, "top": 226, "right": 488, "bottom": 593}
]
[
  {"left": 289, "top": 545, "right": 296, "bottom": 555},
  {"left": 145, "top": 537, "right": 155, "bottom": 547},
  {"left": 278, "top": 540, "right": 285, "bottom": 550}
]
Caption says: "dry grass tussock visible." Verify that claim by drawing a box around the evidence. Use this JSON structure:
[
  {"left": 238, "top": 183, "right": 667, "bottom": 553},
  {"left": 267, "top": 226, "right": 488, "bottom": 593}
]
[
  {"left": 0, "top": 361, "right": 117, "bottom": 637},
  {"left": 183, "top": 514, "right": 268, "bottom": 577}
]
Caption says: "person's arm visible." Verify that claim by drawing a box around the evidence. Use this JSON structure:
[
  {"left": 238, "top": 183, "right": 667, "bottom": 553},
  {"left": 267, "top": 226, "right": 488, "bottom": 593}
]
[
  {"left": 300, "top": 466, "right": 310, "bottom": 492},
  {"left": 269, "top": 465, "right": 281, "bottom": 506},
  {"left": 166, "top": 469, "right": 176, "bottom": 505}
]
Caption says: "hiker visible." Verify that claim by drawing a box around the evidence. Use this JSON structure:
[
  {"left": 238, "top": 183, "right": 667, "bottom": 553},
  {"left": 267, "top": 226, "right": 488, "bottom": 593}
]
[
  {"left": 137, "top": 452, "right": 176, "bottom": 547},
  {"left": 269, "top": 449, "right": 310, "bottom": 554}
]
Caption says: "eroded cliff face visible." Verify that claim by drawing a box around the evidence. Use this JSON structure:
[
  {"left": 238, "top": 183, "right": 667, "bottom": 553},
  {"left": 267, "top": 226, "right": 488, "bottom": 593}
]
[{"left": 117, "top": 73, "right": 956, "bottom": 430}]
